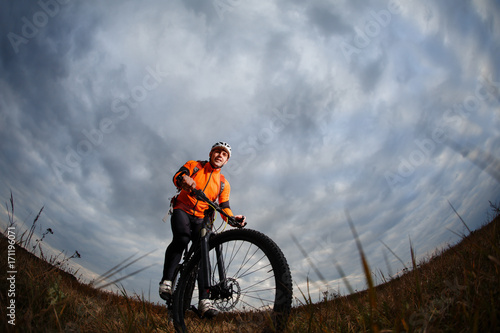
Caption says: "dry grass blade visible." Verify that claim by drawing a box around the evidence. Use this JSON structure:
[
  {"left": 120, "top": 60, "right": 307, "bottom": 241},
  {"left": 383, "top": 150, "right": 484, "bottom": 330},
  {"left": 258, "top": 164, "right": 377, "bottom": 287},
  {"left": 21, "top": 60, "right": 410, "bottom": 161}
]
[
  {"left": 92, "top": 253, "right": 138, "bottom": 286},
  {"left": 2, "top": 193, "right": 499, "bottom": 332},
  {"left": 93, "top": 249, "right": 157, "bottom": 289},
  {"left": 448, "top": 200, "right": 472, "bottom": 234},
  {"left": 409, "top": 238, "right": 423, "bottom": 307},
  {"left": 9, "top": 190, "right": 14, "bottom": 225},
  {"left": 334, "top": 260, "right": 355, "bottom": 295},
  {"left": 345, "top": 209, "right": 380, "bottom": 333},
  {"left": 380, "top": 239, "right": 408, "bottom": 271},
  {"left": 291, "top": 233, "right": 328, "bottom": 290},
  {"left": 97, "top": 264, "right": 156, "bottom": 290},
  {"left": 26, "top": 206, "right": 44, "bottom": 249},
  {"left": 445, "top": 140, "right": 500, "bottom": 184}
]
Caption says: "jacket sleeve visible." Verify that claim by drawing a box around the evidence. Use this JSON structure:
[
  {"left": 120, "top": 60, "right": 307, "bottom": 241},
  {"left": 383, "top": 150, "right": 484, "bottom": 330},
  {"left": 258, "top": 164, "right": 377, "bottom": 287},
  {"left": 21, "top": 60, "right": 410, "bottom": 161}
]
[
  {"left": 219, "top": 177, "right": 234, "bottom": 219},
  {"left": 172, "top": 160, "right": 198, "bottom": 189}
]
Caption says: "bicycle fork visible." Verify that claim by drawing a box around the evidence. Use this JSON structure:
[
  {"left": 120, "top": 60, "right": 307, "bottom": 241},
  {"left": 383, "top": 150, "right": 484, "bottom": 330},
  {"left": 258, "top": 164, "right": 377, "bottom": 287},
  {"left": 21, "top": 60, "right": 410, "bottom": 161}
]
[
  {"left": 199, "top": 228, "right": 227, "bottom": 300},
  {"left": 199, "top": 227, "right": 212, "bottom": 298}
]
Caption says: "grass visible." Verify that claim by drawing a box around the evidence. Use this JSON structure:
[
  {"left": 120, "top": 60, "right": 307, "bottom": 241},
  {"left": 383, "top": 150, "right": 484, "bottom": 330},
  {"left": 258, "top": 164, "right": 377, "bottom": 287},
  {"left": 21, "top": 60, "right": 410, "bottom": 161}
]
[
  {"left": 1, "top": 197, "right": 499, "bottom": 332},
  {"left": 288, "top": 202, "right": 500, "bottom": 332}
]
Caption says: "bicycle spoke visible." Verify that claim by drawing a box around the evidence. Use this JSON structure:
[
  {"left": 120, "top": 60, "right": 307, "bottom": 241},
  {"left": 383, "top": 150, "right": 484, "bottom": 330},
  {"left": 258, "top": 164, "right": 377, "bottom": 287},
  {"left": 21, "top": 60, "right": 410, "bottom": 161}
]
[
  {"left": 237, "top": 256, "right": 271, "bottom": 279},
  {"left": 172, "top": 229, "right": 292, "bottom": 332},
  {"left": 232, "top": 248, "right": 263, "bottom": 278},
  {"left": 239, "top": 274, "right": 275, "bottom": 293}
]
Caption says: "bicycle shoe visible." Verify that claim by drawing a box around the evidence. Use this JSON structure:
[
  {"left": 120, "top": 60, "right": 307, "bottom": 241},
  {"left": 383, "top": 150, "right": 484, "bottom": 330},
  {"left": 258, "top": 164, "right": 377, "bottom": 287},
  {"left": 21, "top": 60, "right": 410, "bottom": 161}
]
[
  {"left": 159, "top": 280, "right": 172, "bottom": 301},
  {"left": 199, "top": 299, "right": 219, "bottom": 318}
]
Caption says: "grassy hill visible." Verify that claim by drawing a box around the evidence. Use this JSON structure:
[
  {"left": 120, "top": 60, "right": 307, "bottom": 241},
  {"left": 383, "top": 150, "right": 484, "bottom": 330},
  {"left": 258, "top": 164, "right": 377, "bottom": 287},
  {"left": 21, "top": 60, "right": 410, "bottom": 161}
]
[
  {"left": 1, "top": 203, "right": 499, "bottom": 332},
  {"left": 287, "top": 206, "right": 500, "bottom": 332}
]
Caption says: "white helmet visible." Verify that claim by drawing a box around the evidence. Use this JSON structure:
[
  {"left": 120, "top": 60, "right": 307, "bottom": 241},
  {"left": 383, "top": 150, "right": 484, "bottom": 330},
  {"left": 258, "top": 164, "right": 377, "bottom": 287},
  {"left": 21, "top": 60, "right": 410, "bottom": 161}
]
[{"left": 210, "top": 141, "right": 232, "bottom": 158}]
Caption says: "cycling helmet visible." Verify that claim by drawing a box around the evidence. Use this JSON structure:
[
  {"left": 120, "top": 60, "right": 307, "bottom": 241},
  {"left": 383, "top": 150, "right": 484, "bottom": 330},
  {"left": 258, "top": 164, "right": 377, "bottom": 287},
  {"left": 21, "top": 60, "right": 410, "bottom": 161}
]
[{"left": 210, "top": 141, "right": 232, "bottom": 158}]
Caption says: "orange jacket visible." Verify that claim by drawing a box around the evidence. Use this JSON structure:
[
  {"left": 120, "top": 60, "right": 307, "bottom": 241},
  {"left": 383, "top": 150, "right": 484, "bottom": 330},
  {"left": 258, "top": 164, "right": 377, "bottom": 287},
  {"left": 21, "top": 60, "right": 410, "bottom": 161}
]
[{"left": 173, "top": 160, "right": 233, "bottom": 220}]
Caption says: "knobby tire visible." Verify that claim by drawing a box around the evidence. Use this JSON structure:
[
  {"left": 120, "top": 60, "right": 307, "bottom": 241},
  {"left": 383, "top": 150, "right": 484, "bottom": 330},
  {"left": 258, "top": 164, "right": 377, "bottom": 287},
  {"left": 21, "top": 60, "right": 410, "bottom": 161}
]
[{"left": 172, "top": 228, "right": 292, "bottom": 333}]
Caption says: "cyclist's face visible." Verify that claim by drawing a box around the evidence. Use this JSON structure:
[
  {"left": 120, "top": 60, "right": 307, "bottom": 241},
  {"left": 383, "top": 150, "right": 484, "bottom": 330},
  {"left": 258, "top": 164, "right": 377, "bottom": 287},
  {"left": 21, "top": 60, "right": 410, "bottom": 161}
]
[{"left": 210, "top": 148, "right": 229, "bottom": 168}]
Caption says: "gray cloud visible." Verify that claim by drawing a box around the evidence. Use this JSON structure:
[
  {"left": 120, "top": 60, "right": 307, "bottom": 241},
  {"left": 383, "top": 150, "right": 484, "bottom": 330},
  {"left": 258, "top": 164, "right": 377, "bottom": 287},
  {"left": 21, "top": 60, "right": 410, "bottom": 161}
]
[{"left": 1, "top": 0, "right": 499, "bottom": 302}]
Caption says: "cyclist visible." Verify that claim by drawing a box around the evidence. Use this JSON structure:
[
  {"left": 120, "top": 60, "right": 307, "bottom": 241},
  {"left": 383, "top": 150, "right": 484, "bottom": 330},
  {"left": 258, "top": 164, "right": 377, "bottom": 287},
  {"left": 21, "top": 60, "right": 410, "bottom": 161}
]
[{"left": 159, "top": 141, "right": 246, "bottom": 318}]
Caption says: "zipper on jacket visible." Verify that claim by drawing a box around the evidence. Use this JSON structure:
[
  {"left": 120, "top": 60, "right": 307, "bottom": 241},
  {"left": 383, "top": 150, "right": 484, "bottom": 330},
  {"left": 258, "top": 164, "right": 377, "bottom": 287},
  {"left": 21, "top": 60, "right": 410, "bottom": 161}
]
[{"left": 191, "top": 169, "right": 213, "bottom": 216}]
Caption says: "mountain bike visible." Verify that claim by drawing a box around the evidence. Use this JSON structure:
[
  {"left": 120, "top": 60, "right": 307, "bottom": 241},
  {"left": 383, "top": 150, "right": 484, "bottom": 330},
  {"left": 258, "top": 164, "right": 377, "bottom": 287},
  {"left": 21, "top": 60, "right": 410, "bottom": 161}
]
[{"left": 167, "top": 188, "right": 293, "bottom": 332}]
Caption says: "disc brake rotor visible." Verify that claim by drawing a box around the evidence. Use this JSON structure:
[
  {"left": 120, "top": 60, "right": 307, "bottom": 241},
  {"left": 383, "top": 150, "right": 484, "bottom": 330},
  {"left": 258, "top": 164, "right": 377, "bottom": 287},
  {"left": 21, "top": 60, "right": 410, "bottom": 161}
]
[{"left": 214, "top": 278, "right": 241, "bottom": 311}]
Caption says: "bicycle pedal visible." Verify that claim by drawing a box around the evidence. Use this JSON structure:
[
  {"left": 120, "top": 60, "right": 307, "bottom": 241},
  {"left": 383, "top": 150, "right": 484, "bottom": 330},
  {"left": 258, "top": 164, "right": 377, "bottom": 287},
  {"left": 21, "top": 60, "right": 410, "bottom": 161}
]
[{"left": 189, "top": 305, "right": 204, "bottom": 318}]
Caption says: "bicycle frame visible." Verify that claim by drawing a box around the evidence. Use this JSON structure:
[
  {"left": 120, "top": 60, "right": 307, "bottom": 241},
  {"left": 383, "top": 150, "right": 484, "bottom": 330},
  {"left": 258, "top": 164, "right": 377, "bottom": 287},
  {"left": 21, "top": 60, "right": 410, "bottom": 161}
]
[
  {"left": 169, "top": 188, "right": 235, "bottom": 312},
  {"left": 171, "top": 190, "right": 293, "bottom": 332}
]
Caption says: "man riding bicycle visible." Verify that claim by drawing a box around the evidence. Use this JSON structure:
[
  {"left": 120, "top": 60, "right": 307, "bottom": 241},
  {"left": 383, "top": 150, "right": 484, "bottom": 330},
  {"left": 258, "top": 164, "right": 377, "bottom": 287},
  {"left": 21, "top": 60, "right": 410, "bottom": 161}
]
[{"left": 159, "top": 142, "right": 246, "bottom": 318}]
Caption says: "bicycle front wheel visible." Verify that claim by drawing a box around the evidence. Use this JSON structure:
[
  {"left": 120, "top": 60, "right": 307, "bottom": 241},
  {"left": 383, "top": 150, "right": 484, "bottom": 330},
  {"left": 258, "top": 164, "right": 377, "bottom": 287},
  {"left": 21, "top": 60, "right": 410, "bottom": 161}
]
[{"left": 172, "top": 228, "right": 293, "bottom": 332}]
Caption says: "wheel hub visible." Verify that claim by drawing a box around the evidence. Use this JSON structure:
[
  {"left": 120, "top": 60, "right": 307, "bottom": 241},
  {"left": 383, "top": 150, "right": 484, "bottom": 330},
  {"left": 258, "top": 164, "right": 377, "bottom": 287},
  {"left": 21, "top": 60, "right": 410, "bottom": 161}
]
[{"left": 211, "top": 278, "right": 241, "bottom": 311}]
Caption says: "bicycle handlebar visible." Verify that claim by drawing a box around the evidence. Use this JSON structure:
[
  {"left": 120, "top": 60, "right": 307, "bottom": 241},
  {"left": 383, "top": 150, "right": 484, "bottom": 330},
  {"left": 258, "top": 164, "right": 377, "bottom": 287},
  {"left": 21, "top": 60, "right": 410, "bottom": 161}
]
[{"left": 191, "top": 188, "right": 245, "bottom": 228}]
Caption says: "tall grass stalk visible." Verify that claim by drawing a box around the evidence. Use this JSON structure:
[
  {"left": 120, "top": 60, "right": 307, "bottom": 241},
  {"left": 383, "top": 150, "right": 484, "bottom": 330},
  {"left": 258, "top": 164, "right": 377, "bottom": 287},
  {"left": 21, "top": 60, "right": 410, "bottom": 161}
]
[
  {"left": 1, "top": 196, "right": 499, "bottom": 332},
  {"left": 346, "top": 209, "right": 380, "bottom": 333}
]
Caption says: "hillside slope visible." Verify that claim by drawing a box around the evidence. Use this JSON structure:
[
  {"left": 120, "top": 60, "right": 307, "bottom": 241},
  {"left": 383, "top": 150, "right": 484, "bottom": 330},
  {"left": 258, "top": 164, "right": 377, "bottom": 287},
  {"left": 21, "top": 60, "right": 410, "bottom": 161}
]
[
  {"left": 0, "top": 231, "right": 170, "bottom": 332},
  {"left": 1, "top": 210, "right": 499, "bottom": 332},
  {"left": 288, "top": 213, "right": 500, "bottom": 332}
]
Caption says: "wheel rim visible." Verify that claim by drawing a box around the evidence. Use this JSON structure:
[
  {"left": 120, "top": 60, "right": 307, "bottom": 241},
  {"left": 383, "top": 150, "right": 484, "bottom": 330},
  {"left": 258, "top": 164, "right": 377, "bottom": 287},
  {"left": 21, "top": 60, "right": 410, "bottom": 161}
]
[
  {"left": 185, "top": 238, "right": 279, "bottom": 313},
  {"left": 172, "top": 229, "right": 292, "bottom": 333},
  {"left": 211, "top": 239, "right": 278, "bottom": 312}
]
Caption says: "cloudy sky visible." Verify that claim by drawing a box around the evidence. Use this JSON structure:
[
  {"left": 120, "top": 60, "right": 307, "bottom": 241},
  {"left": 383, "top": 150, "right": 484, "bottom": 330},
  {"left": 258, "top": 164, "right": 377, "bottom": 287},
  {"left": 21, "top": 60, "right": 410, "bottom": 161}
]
[{"left": 1, "top": 0, "right": 500, "bottom": 303}]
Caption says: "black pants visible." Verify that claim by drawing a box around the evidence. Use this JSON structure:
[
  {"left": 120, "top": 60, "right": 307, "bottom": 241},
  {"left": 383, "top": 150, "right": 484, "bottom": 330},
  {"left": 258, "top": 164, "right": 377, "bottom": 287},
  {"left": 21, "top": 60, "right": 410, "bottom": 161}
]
[
  {"left": 162, "top": 209, "right": 209, "bottom": 299},
  {"left": 162, "top": 209, "right": 203, "bottom": 280}
]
